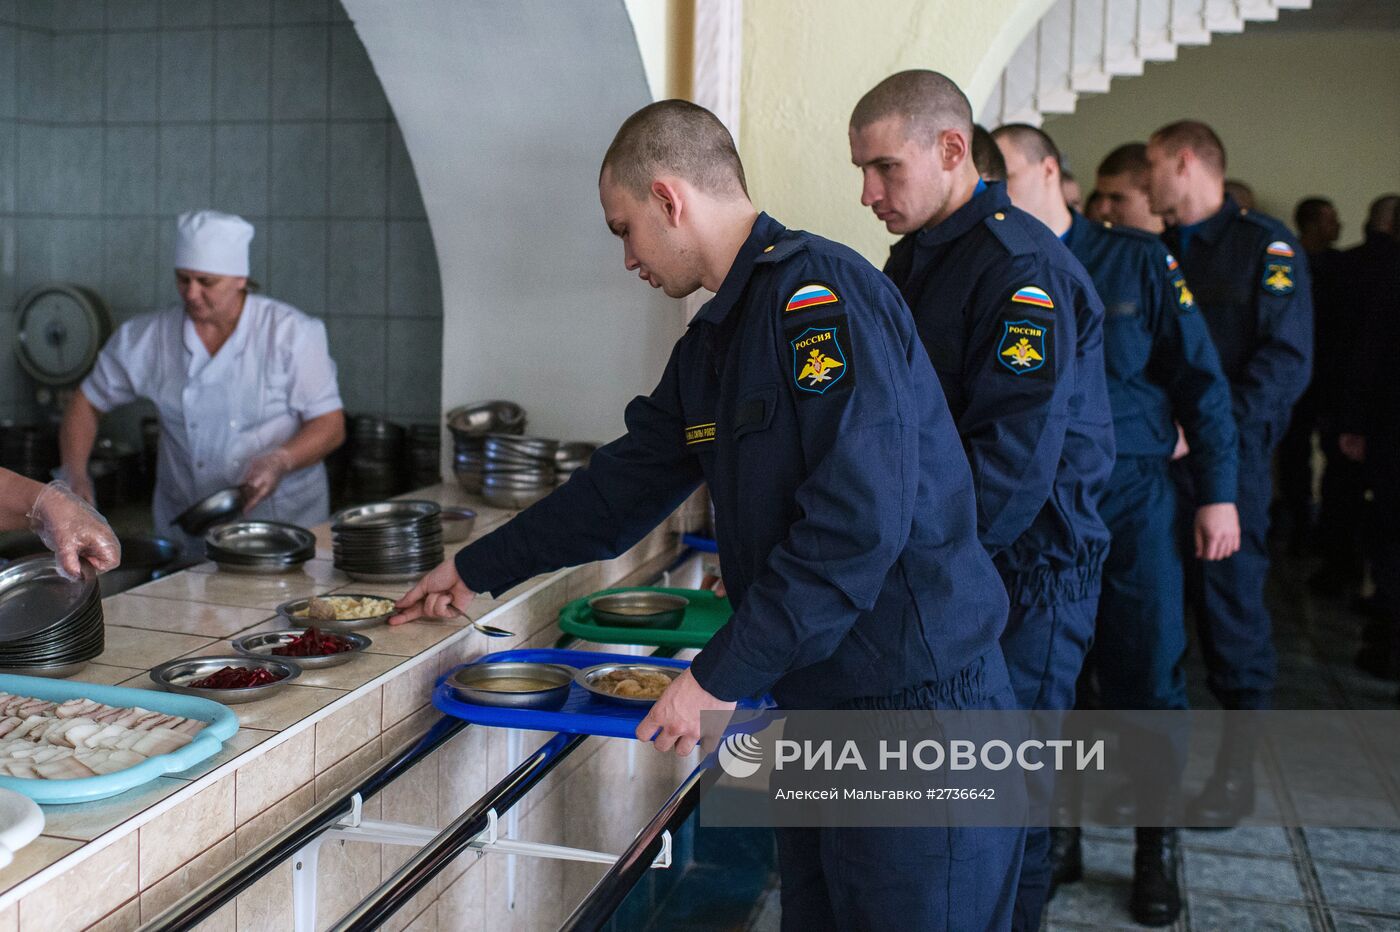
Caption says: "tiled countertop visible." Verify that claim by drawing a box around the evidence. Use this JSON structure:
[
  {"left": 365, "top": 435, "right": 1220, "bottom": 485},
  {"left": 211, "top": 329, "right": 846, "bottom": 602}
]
[{"left": 0, "top": 482, "right": 687, "bottom": 928}]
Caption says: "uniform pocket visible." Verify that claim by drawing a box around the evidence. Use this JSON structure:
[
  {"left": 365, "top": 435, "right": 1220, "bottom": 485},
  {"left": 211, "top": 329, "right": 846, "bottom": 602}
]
[{"left": 733, "top": 384, "right": 777, "bottom": 440}]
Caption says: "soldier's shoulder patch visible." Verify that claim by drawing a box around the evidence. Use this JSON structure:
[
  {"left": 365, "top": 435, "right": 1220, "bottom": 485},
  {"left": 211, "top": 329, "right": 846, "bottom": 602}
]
[
  {"left": 1010, "top": 285, "right": 1055, "bottom": 310},
  {"left": 1170, "top": 272, "right": 1196, "bottom": 312},
  {"left": 996, "top": 314, "right": 1053, "bottom": 379},
  {"left": 1262, "top": 259, "right": 1295, "bottom": 296},
  {"left": 1165, "top": 252, "right": 1180, "bottom": 272},
  {"left": 1265, "top": 240, "right": 1295, "bottom": 258},
  {"left": 784, "top": 282, "right": 840, "bottom": 314},
  {"left": 787, "top": 316, "right": 853, "bottom": 396}
]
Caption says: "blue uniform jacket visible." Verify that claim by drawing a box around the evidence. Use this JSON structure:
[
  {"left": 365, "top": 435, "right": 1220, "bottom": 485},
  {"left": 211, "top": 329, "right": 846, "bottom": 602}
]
[
  {"left": 453, "top": 213, "right": 1009, "bottom": 709},
  {"left": 884, "top": 182, "right": 1114, "bottom": 605},
  {"left": 1163, "top": 198, "right": 1313, "bottom": 446},
  {"left": 1065, "top": 213, "right": 1238, "bottom": 503}
]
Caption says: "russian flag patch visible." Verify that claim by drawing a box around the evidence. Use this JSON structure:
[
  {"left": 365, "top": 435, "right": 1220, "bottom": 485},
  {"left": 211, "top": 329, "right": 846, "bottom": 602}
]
[
  {"left": 785, "top": 283, "right": 840, "bottom": 313},
  {"left": 1011, "top": 286, "right": 1055, "bottom": 309},
  {"left": 1266, "top": 241, "right": 1295, "bottom": 258}
]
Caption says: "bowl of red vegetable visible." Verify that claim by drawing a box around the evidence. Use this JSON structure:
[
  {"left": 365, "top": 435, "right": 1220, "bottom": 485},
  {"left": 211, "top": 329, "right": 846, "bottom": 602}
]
[
  {"left": 148, "top": 655, "right": 300, "bottom": 703},
  {"left": 231, "top": 628, "right": 371, "bottom": 669}
]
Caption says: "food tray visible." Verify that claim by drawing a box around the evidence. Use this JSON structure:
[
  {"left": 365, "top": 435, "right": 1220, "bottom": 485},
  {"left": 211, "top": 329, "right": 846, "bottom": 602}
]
[
  {"left": 0, "top": 674, "right": 239, "bottom": 804},
  {"left": 556, "top": 588, "right": 732, "bottom": 650},
  {"left": 434, "top": 649, "right": 761, "bottom": 739}
]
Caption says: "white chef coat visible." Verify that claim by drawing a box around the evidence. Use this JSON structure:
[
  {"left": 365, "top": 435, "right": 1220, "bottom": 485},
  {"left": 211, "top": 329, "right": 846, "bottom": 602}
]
[{"left": 81, "top": 294, "right": 344, "bottom": 553}]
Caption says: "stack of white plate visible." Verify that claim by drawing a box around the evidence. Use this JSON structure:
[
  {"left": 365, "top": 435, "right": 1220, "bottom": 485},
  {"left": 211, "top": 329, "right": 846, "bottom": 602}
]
[{"left": 331, "top": 501, "right": 443, "bottom": 582}]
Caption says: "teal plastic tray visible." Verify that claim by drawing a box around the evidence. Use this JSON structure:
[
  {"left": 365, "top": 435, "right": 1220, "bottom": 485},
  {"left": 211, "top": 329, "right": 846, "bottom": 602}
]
[
  {"left": 556, "top": 587, "right": 732, "bottom": 649},
  {"left": 0, "top": 675, "right": 240, "bottom": 805}
]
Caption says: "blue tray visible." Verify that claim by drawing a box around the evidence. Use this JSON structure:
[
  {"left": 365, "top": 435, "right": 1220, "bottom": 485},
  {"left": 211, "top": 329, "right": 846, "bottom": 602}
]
[
  {"left": 434, "top": 649, "right": 761, "bottom": 739},
  {"left": 0, "top": 675, "right": 240, "bottom": 805}
]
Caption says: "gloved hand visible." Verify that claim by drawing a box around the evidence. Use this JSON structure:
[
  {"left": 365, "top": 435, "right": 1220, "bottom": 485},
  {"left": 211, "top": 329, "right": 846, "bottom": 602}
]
[
  {"left": 242, "top": 448, "right": 295, "bottom": 510},
  {"left": 28, "top": 481, "right": 121, "bottom": 581},
  {"left": 58, "top": 467, "right": 96, "bottom": 505}
]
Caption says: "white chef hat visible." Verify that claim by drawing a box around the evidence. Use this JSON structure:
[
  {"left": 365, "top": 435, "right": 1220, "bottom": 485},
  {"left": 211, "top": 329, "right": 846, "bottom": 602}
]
[{"left": 173, "top": 210, "right": 255, "bottom": 277}]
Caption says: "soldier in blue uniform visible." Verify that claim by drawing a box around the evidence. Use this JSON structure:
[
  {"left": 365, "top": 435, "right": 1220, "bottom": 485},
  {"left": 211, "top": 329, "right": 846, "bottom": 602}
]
[
  {"left": 995, "top": 124, "right": 1240, "bottom": 927},
  {"left": 848, "top": 72, "right": 1114, "bottom": 932},
  {"left": 1145, "top": 121, "right": 1313, "bottom": 826},
  {"left": 392, "top": 100, "right": 1024, "bottom": 931}
]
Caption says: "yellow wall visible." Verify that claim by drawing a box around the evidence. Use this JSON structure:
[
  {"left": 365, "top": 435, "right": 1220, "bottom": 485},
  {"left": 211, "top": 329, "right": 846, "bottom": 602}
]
[
  {"left": 1045, "top": 30, "right": 1400, "bottom": 248},
  {"left": 739, "top": 0, "right": 1054, "bottom": 263}
]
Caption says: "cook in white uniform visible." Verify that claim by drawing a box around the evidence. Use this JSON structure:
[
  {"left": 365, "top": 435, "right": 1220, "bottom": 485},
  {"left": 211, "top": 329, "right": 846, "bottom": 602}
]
[{"left": 59, "top": 210, "right": 347, "bottom": 555}]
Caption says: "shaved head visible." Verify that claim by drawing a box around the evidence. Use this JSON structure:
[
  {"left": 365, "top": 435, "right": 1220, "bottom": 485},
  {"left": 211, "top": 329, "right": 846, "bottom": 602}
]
[
  {"left": 991, "top": 123, "right": 1061, "bottom": 173},
  {"left": 850, "top": 69, "right": 973, "bottom": 145},
  {"left": 1149, "top": 120, "right": 1227, "bottom": 178},
  {"left": 600, "top": 99, "right": 747, "bottom": 200}
]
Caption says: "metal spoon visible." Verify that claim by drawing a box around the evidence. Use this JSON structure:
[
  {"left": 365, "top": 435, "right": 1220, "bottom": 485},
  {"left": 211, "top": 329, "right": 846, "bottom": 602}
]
[{"left": 452, "top": 610, "right": 514, "bottom": 638}]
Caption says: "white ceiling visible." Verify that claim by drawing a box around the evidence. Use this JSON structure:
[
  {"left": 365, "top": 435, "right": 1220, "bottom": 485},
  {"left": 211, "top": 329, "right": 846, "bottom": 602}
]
[{"left": 1255, "top": 0, "right": 1400, "bottom": 31}]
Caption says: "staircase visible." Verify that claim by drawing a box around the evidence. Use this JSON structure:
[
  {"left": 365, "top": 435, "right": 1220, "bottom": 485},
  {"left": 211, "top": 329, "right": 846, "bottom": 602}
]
[{"left": 979, "top": 0, "right": 1313, "bottom": 126}]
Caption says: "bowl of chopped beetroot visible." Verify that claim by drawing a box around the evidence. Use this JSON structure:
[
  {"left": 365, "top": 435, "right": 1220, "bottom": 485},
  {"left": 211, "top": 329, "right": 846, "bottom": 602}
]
[
  {"left": 230, "top": 628, "right": 371, "bottom": 670},
  {"left": 148, "top": 656, "right": 300, "bottom": 703}
]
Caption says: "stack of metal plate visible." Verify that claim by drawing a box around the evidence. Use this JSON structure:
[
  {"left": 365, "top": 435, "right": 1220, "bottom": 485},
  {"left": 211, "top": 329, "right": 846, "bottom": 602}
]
[
  {"left": 554, "top": 442, "right": 597, "bottom": 485},
  {"left": 480, "top": 435, "right": 558, "bottom": 509},
  {"left": 0, "top": 556, "right": 104, "bottom": 677},
  {"left": 331, "top": 500, "right": 444, "bottom": 582},
  {"left": 205, "top": 521, "right": 316, "bottom": 574},
  {"left": 448, "top": 401, "right": 526, "bottom": 492}
]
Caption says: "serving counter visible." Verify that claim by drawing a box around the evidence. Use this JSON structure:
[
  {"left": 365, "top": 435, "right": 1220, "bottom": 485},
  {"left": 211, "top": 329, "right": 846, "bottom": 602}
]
[{"left": 0, "top": 482, "right": 706, "bottom": 931}]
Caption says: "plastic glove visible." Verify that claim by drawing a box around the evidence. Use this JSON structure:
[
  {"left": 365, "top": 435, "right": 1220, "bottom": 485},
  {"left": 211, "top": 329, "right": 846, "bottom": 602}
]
[
  {"left": 56, "top": 466, "right": 96, "bottom": 505},
  {"left": 242, "top": 448, "right": 294, "bottom": 510},
  {"left": 27, "top": 481, "right": 121, "bottom": 580}
]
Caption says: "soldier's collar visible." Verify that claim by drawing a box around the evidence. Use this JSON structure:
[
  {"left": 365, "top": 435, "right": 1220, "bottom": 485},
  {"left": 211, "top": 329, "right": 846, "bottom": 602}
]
[
  {"left": 1191, "top": 195, "right": 1239, "bottom": 245},
  {"left": 690, "top": 211, "right": 786, "bottom": 327},
  {"left": 913, "top": 180, "right": 1010, "bottom": 248}
]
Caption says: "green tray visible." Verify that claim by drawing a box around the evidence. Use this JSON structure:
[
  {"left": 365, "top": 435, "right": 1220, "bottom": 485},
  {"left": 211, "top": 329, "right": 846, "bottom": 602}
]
[{"left": 557, "top": 587, "right": 732, "bottom": 649}]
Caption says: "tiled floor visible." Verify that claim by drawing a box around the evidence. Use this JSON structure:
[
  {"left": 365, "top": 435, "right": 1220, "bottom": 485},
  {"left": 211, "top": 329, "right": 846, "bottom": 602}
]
[{"left": 730, "top": 547, "right": 1400, "bottom": 931}]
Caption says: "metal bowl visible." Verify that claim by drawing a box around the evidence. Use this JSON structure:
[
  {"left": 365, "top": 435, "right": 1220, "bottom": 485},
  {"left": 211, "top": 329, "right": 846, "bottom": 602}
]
[
  {"left": 574, "top": 662, "right": 680, "bottom": 706},
  {"left": 448, "top": 662, "right": 574, "bottom": 709},
  {"left": 439, "top": 507, "right": 477, "bottom": 543},
  {"left": 172, "top": 487, "right": 246, "bottom": 536},
  {"left": 277, "top": 595, "right": 398, "bottom": 632},
  {"left": 331, "top": 500, "right": 441, "bottom": 532},
  {"left": 149, "top": 655, "right": 300, "bottom": 703},
  {"left": 586, "top": 592, "right": 689, "bottom": 629},
  {"left": 481, "top": 486, "right": 552, "bottom": 510},
  {"left": 231, "top": 629, "right": 371, "bottom": 669}
]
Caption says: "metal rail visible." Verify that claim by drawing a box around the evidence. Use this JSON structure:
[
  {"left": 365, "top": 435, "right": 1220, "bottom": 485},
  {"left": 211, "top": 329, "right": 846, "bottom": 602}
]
[
  {"left": 330, "top": 731, "right": 588, "bottom": 931},
  {"left": 139, "top": 714, "right": 466, "bottom": 931},
  {"left": 560, "top": 762, "right": 711, "bottom": 931}
]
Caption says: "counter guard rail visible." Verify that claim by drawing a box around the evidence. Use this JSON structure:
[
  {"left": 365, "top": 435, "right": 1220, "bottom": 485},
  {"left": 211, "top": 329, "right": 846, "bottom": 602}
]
[
  {"left": 330, "top": 731, "right": 588, "bottom": 932},
  {"left": 560, "top": 762, "right": 710, "bottom": 932},
  {"left": 139, "top": 712, "right": 468, "bottom": 931}
]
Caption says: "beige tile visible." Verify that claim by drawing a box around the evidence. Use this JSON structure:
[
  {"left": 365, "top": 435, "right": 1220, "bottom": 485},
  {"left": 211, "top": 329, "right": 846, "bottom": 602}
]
[
  {"left": 382, "top": 706, "right": 441, "bottom": 760},
  {"left": 138, "top": 775, "right": 235, "bottom": 888},
  {"left": 315, "top": 737, "right": 383, "bottom": 802},
  {"left": 434, "top": 859, "right": 485, "bottom": 930},
  {"left": 101, "top": 626, "right": 218, "bottom": 670},
  {"left": 434, "top": 726, "right": 489, "bottom": 886},
  {"left": 130, "top": 570, "right": 327, "bottom": 611},
  {"left": 40, "top": 777, "right": 187, "bottom": 842},
  {"left": 0, "top": 835, "right": 81, "bottom": 897},
  {"left": 361, "top": 621, "right": 464, "bottom": 657},
  {"left": 315, "top": 688, "right": 382, "bottom": 773},
  {"left": 102, "top": 593, "right": 273, "bottom": 638},
  {"left": 291, "top": 652, "right": 405, "bottom": 692},
  {"left": 382, "top": 657, "right": 439, "bottom": 728},
  {"left": 86, "top": 896, "right": 140, "bottom": 932},
  {"left": 564, "top": 562, "right": 606, "bottom": 602},
  {"left": 169, "top": 727, "right": 275, "bottom": 781},
  {"left": 394, "top": 902, "right": 438, "bottom": 932},
  {"left": 230, "top": 685, "right": 345, "bottom": 732},
  {"left": 0, "top": 904, "right": 12, "bottom": 932},
  {"left": 312, "top": 815, "right": 381, "bottom": 930},
  {"left": 18, "top": 833, "right": 138, "bottom": 931},
  {"left": 138, "top": 835, "right": 236, "bottom": 922},
  {"left": 235, "top": 782, "right": 317, "bottom": 858},
  {"left": 235, "top": 729, "right": 315, "bottom": 826},
  {"left": 235, "top": 859, "right": 293, "bottom": 931},
  {"left": 62, "top": 663, "right": 147, "bottom": 685}
]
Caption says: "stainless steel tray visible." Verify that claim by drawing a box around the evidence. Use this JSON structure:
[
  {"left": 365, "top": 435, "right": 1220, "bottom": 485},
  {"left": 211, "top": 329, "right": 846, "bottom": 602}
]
[
  {"left": 573, "top": 662, "right": 679, "bottom": 707},
  {"left": 277, "top": 595, "right": 397, "bottom": 631},
  {"left": 231, "top": 629, "right": 371, "bottom": 669},
  {"left": 149, "top": 655, "right": 300, "bottom": 703}
]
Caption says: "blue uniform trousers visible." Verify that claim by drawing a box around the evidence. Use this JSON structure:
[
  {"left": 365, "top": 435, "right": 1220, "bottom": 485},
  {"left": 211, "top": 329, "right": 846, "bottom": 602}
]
[
  {"left": 1176, "top": 439, "right": 1277, "bottom": 710},
  {"left": 1000, "top": 593, "right": 1097, "bottom": 932},
  {"left": 774, "top": 651, "right": 1025, "bottom": 932}
]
